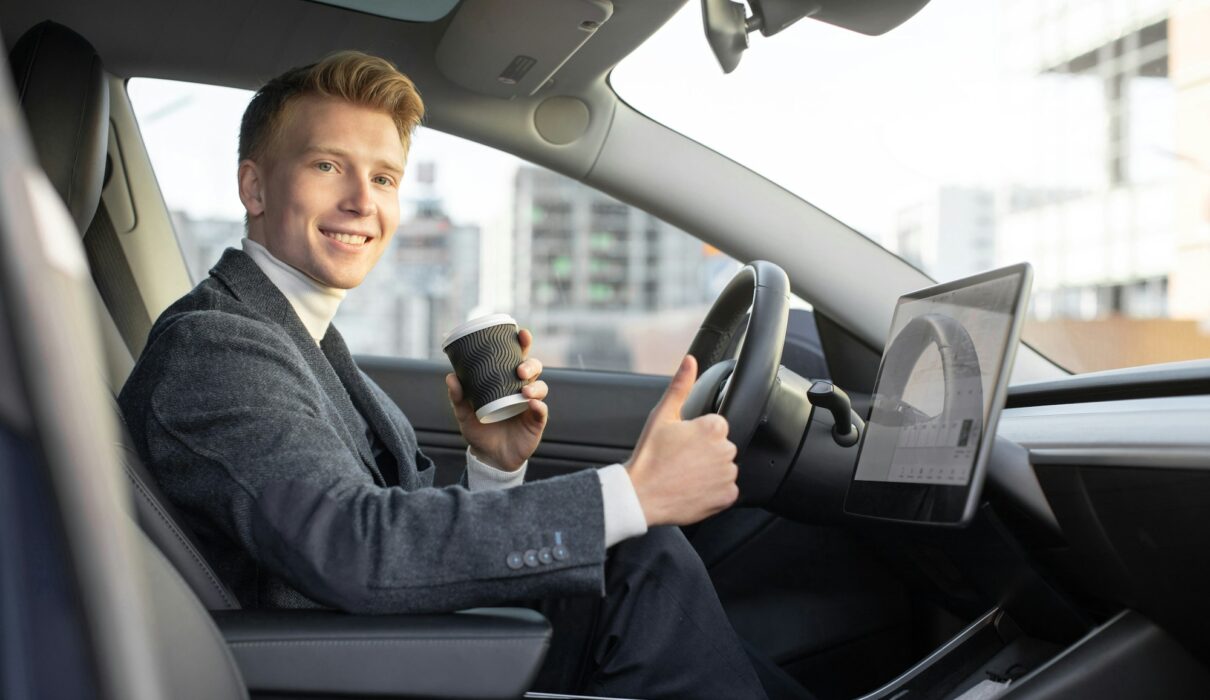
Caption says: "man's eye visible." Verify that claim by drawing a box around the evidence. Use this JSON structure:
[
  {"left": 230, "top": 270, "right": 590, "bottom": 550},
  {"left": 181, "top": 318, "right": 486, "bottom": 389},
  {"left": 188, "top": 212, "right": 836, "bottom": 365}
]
[
  {"left": 374, "top": 176, "right": 394, "bottom": 186},
  {"left": 316, "top": 162, "right": 334, "bottom": 172}
]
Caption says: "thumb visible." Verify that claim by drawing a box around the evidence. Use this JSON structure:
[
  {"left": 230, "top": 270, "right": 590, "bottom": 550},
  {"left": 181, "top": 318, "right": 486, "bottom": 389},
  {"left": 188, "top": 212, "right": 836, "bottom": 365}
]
[{"left": 651, "top": 355, "right": 697, "bottom": 421}]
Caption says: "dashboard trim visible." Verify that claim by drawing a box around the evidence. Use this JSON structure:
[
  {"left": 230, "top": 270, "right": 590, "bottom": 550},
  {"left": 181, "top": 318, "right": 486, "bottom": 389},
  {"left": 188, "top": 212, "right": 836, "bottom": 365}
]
[
  {"left": 1008, "top": 359, "right": 1210, "bottom": 408},
  {"left": 1027, "top": 448, "right": 1210, "bottom": 470}
]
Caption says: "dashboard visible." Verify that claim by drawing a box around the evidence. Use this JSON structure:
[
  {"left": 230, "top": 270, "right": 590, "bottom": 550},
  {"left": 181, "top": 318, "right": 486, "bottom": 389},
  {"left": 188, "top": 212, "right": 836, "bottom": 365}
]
[{"left": 773, "top": 358, "right": 1210, "bottom": 665}]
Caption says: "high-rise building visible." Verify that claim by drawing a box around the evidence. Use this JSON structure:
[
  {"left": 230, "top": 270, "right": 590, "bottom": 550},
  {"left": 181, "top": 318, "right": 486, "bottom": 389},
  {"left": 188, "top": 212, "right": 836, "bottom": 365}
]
[
  {"left": 512, "top": 166, "right": 729, "bottom": 372},
  {"left": 997, "top": 0, "right": 1178, "bottom": 321},
  {"left": 883, "top": 1, "right": 1210, "bottom": 371}
]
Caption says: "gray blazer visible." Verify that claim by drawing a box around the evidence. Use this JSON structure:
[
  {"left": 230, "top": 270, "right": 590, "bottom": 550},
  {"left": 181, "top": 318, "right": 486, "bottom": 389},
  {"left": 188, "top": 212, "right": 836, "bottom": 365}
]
[{"left": 119, "top": 249, "right": 606, "bottom": 613}]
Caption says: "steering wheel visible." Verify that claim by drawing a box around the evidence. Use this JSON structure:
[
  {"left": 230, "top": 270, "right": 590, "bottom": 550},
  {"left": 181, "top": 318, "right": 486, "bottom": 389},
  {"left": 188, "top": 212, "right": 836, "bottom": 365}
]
[{"left": 680, "top": 261, "right": 791, "bottom": 454}]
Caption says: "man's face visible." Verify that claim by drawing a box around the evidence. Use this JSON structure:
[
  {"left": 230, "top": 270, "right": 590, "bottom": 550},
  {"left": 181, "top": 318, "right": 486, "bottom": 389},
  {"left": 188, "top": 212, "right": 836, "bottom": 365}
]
[{"left": 241, "top": 96, "right": 404, "bottom": 289}]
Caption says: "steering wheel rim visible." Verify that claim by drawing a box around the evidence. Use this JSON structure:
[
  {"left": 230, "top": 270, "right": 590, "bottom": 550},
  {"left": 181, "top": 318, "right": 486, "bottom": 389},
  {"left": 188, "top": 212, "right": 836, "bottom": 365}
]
[{"left": 684, "top": 261, "right": 790, "bottom": 453}]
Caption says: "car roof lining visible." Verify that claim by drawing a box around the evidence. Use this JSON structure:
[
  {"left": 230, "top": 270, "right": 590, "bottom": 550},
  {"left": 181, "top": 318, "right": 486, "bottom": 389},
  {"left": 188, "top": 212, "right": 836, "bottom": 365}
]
[{"left": 0, "top": 0, "right": 682, "bottom": 176}]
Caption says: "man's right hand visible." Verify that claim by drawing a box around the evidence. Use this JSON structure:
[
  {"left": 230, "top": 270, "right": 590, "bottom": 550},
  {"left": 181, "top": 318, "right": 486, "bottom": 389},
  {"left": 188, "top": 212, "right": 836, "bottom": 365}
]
[{"left": 625, "top": 355, "right": 740, "bottom": 527}]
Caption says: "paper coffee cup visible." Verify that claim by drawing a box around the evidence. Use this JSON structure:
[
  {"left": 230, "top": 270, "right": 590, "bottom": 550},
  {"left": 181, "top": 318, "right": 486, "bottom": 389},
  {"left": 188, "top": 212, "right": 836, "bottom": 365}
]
[{"left": 442, "top": 314, "right": 529, "bottom": 424}]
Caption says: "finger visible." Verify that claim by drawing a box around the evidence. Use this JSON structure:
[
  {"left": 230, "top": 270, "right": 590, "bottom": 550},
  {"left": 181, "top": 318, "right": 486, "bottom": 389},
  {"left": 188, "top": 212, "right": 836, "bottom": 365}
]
[
  {"left": 695, "top": 413, "right": 728, "bottom": 437},
  {"left": 528, "top": 398, "right": 549, "bottom": 425},
  {"left": 651, "top": 355, "right": 697, "bottom": 421},
  {"left": 449, "top": 395, "right": 473, "bottom": 423},
  {"left": 445, "top": 373, "right": 464, "bottom": 403},
  {"left": 518, "top": 357, "right": 543, "bottom": 381},
  {"left": 518, "top": 328, "right": 533, "bottom": 357},
  {"left": 522, "top": 380, "right": 548, "bottom": 401},
  {"left": 723, "top": 482, "right": 740, "bottom": 508},
  {"left": 452, "top": 391, "right": 476, "bottom": 420}
]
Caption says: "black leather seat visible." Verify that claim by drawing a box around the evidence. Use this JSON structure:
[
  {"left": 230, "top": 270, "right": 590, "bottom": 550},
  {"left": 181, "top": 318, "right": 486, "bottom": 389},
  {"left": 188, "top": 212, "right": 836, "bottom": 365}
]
[
  {"left": 9, "top": 24, "right": 250, "bottom": 700},
  {"left": 9, "top": 19, "right": 240, "bottom": 611},
  {"left": 9, "top": 20, "right": 107, "bottom": 232}
]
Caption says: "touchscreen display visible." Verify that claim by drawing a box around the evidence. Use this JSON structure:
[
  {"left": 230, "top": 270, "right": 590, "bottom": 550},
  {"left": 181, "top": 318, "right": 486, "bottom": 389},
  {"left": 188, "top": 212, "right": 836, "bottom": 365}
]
[{"left": 853, "top": 272, "right": 1023, "bottom": 487}]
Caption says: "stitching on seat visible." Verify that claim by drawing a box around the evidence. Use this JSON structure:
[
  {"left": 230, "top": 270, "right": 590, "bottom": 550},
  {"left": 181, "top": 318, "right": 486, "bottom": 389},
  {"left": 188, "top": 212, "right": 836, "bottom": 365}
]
[{"left": 123, "top": 463, "right": 237, "bottom": 608}]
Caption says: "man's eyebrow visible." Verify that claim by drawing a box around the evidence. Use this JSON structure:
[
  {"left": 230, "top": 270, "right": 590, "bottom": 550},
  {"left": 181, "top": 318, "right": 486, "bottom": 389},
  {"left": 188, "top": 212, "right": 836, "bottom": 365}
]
[{"left": 304, "top": 146, "right": 404, "bottom": 174}]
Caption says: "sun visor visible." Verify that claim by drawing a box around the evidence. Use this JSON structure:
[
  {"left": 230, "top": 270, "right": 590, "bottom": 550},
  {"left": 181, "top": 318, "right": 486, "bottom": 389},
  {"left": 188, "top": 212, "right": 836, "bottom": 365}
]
[{"left": 436, "top": 0, "right": 612, "bottom": 99}]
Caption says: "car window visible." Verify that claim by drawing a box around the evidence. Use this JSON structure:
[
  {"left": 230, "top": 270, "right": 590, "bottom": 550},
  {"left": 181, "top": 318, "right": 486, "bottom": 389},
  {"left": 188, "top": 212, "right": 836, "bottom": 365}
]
[
  {"left": 128, "top": 78, "right": 759, "bottom": 374},
  {"left": 613, "top": 0, "right": 1209, "bottom": 375}
]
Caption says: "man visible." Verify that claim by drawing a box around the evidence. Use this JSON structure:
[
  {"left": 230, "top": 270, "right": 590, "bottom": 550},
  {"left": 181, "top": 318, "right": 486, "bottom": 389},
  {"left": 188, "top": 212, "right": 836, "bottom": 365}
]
[{"left": 119, "top": 51, "right": 768, "bottom": 698}]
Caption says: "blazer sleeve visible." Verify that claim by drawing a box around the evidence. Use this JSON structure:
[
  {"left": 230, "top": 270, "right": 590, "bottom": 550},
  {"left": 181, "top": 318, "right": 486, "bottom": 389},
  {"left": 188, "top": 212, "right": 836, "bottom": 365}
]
[{"left": 139, "top": 313, "right": 606, "bottom": 614}]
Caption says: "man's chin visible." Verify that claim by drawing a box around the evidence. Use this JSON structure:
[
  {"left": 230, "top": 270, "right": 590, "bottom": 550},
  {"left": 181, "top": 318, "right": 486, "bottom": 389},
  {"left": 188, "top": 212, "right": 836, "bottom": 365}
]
[
  {"left": 325, "top": 276, "right": 366, "bottom": 290},
  {"left": 306, "top": 267, "right": 367, "bottom": 290}
]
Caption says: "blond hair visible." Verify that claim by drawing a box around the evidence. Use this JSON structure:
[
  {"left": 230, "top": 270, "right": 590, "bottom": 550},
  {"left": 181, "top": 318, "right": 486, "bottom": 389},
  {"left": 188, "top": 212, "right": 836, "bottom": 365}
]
[{"left": 239, "top": 51, "right": 424, "bottom": 162}]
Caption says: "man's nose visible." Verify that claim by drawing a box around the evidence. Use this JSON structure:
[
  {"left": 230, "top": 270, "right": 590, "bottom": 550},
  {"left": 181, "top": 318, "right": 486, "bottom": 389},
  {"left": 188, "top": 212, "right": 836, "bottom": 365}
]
[{"left": 340, "top": 176, "right": 377, "bottom": 216}]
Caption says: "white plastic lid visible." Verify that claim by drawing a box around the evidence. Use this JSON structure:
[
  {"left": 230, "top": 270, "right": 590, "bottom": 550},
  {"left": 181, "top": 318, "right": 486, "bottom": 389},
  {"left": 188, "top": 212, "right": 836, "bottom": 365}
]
[
  {"left": 441, "top": 313, "right": 518, "bottom": 349},
  {"left": 476, "top": 393, "right": 529, "bottom": 423}
]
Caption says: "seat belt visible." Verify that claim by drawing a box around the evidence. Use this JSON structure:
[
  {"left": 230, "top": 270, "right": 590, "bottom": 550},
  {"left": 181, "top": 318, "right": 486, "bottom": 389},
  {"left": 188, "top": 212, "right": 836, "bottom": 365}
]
[{"left": 83, "top": 204, "right": 152, "bottom": 357}]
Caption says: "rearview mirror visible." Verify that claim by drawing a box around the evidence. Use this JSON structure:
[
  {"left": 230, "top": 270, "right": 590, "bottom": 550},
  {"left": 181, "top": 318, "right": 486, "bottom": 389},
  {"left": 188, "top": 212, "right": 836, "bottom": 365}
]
[{"left": 701, "top": 0, "right": 932, "bottom": 73}]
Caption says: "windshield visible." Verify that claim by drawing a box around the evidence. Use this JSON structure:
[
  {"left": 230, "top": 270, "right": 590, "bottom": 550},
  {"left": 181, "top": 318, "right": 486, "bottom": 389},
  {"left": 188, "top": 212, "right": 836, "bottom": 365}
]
[{"left": 613, "top": 0, "right": 1208, "bottom": 375}]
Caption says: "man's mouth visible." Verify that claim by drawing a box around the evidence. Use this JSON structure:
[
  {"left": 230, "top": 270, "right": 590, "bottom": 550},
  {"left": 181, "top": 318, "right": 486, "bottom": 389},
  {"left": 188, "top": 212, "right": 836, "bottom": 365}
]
[{"left": 321, "top": 229, "right": 370, "bottom": 247}]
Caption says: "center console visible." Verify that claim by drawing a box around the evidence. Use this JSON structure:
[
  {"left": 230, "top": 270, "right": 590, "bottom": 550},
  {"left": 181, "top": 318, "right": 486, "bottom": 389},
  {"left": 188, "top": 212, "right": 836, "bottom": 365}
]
[{"left": 853, "top": 607, "right": 1210, "bottom": 700}]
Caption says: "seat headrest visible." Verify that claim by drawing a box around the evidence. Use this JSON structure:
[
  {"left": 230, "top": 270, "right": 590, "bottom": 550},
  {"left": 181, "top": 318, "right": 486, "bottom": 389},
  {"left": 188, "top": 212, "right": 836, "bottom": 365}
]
[{"left": 9, "top": 21, "right": 109, "bottom": 232}]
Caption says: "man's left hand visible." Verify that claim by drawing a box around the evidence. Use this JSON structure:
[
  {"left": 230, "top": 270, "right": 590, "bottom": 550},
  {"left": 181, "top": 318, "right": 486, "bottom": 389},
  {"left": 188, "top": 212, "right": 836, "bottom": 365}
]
[{"left": 445, "top": 328, "right": 548, "bottom": 472}]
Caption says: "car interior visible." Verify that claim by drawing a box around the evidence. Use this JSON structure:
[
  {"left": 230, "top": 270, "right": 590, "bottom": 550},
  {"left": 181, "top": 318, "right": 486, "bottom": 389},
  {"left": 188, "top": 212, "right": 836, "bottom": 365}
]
[{"left": 2, "top": 0, "right": 1210, "bottom": 699}]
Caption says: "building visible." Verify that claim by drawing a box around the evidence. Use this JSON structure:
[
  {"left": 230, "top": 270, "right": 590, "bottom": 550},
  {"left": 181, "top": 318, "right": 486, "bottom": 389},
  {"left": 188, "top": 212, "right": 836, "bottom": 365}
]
[
  {"left": 512, "top": 166, "right": 733, "bottom": 372},
  {"left": 895, "top": 187, "right": 996, "bottom": 283},
  {"left": 996, "top": 0, "right": 1178, "bottom": 323},
  {"left": 1002, "top": 0, "right": 1210, "bottom": 370},
  {"left": 894, "top": 1, "right": 1210, "bottom": 371}
]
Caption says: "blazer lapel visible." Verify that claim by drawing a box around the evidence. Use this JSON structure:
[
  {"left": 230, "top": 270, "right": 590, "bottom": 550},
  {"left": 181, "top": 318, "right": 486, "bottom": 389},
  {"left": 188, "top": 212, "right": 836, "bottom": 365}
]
[
  {"left": 208, "top": 249, "right": 384, "bottom": 484},
  {"left": 320, "top": 327, "right": 416, "bottom": 490}
]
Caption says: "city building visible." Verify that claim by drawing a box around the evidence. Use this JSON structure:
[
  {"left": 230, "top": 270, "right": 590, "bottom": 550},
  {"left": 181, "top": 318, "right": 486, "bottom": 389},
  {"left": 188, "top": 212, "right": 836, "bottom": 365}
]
[
  {"left": 512, "top": 166, "right": 734, "bottom": 372},
  {"left": 894, "top": 187, "right": 996, "bottom": 283},
  {"left": 895, "top": 0, "right": 1210, "bottom": 371},
  {"left": 997, "top": 0, "right": 1177, "bottom": 322}
]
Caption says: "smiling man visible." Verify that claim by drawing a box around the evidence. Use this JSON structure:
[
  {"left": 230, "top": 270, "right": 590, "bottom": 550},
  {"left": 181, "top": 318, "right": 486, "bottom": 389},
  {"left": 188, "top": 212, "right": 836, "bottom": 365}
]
[
  {"left": 119, "top": 52, "right": 771, "bottom": 698},
  {"left": 238, "top": 94, "right": 402, "bottom": 289}
]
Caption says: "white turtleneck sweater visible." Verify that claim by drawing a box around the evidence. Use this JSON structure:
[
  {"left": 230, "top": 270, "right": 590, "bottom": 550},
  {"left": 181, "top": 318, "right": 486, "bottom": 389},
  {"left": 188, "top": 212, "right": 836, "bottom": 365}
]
[{"left": 241, "top": 238, "right": 647, "bottom": 548}]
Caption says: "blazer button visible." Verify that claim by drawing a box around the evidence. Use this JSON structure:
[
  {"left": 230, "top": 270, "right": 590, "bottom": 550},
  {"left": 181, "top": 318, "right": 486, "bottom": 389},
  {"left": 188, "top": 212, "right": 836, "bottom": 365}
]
[
  {"left": 523, "top": 549, "right": 539, "bottom": 567},
  {"left": 506, "top": 552, "right": 524, "bottom": 570},
  {"left": 552, "top": 544, "right": 569, "bottom": 561},
  {"left": 538, "top": 547, "right": 553, "bottom": 565}
]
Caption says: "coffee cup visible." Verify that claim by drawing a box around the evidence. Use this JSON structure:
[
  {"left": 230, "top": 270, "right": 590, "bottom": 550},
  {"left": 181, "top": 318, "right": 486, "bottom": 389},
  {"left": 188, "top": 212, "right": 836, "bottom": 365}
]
[{"left": 441, "top": 314, "right": 529, "bottom": 424}]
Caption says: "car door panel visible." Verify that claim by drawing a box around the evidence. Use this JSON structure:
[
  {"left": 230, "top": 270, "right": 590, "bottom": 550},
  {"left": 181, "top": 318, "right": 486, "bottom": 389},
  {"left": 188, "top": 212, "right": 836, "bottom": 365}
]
[{"left": 359, "top": 356, "right": 656, "bottom": 486}]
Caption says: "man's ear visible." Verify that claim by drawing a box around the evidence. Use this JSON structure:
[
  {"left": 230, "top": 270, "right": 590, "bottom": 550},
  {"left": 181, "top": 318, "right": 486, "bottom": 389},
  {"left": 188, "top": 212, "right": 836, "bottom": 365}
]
[{"left": 238, "top": 160, "right": 266, "bottom": 217}]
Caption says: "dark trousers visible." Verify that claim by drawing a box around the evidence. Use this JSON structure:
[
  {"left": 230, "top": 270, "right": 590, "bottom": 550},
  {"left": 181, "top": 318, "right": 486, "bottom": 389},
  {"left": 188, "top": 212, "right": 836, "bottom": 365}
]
[{"left": 530, "top": 526, "right": 769, "bottom": 699}]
